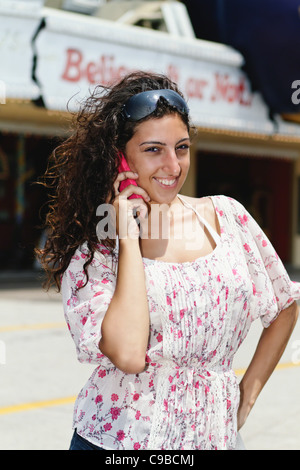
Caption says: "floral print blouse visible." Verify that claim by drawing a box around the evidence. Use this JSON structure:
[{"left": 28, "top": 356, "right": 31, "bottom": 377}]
[{"left": 61, "top": 196, "right": 300, "bottom": 450}]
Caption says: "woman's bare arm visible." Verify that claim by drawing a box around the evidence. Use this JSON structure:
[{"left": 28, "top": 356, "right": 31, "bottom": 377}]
[
  {"left": 99, "top": 174, "right": 150, "bottom": 374},
  {"left": 238, "top": 301, "right": 299, "bottom": 429},
  {"left": 99, "top": 238, "right": 150, "bottom": 374}
]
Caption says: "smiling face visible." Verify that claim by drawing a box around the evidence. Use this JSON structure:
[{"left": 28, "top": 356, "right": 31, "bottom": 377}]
[{"left": 125, "top": 113, "right": 190, "bottom": 205}]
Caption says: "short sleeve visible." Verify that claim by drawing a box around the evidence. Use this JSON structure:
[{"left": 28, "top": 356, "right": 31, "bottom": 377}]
[
  {"left": 61, "top": 243, "right": 117, "bottom": 364},
  {"left": 226, "top": 197, "right": 300, "bottom": 327}
]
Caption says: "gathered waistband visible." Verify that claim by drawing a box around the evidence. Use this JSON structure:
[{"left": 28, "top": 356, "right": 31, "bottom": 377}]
[{"left": 144, "top": 359, "right": 234, "bottom": 380}]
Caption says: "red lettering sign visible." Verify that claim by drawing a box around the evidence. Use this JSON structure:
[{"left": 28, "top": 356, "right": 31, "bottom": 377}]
[
  {"left": 61, "top": 48, "right": 132, "bottom": 85},
  {"left": 166, "top": 64, "right": 180, "bottom": 84},
  {"left": 210, "top": 73, "right": 252, "bottom": 106},
  {"left": 61, "top": 49, "right": 253, "bottom": 108},
  {"left": 185, "top": 77, "right": 208, "bottom": 99},
  {"left": 61, "top": 48, "right": 82, "bottom": 82}
]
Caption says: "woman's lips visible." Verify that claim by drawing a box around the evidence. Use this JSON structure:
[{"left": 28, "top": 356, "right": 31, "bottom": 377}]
[{"left": 153, "top": 177, "right": 178, "bottom": 188}]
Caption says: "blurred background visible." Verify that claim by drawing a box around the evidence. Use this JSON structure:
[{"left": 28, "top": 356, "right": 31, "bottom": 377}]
[
  {"left": 1, "top": 0, "right": 300, "bottom": 271},
  {"left": 0, "top": 0, "right": 300, "bottom": 450}
]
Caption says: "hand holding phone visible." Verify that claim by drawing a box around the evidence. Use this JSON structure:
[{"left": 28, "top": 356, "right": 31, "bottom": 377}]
[{"left": 118, "top": 153, "right": 142, "bottom": 200}]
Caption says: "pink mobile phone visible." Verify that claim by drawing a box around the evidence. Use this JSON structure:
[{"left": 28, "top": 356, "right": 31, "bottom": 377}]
[{"left": 118, "top": 152, "right": 142, "bottom": 199}]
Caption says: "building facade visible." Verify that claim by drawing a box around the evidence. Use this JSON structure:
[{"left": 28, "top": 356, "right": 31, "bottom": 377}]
[{"left": 1, "top": 1, "right": 300, "bottom": 269}]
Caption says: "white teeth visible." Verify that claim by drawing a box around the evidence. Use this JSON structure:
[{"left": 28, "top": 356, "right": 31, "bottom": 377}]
[{"left": 155, "top": 178, "right": 176, "bottom": 186}]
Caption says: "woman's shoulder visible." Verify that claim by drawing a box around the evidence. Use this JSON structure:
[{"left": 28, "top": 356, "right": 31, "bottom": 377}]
[
  {"left": 179, "top": 194, "right": 249, "bottom": 228},
  {"left": 178, "top": 194, "right": 214, "bottom": 209},
  {"left": 67, "top": 241, "right": 117, "bottom": 270},
  {"left": 179, "top": 194, "right": 221, "bottom": 232},
  {"left": 179, "top": 193, "right": 238, "bottom": 215},
  {"left": 181, "top": 194, "right": 245, "bottom": 212}
]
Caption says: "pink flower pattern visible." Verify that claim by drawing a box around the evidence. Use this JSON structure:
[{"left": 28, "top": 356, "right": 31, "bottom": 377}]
[{"left": 62, "top": 196, "right": 300, "bottom": 450}]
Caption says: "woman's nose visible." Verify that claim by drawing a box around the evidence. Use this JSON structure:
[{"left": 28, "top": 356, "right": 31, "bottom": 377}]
[{"left": 162, "top": 149, "right": 180, "bottom": 175}]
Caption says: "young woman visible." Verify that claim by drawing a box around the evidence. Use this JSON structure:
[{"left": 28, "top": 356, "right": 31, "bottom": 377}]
[{"left": 37, "top": 71, "right": 299, "bottom": 450}]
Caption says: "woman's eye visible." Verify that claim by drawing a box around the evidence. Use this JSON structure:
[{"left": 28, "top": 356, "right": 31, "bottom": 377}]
[
  {"left": 176, "top": 144, "right": 190, "bottom": 152},
  {"left": 145, "top": 146, "right": 159, "bottom": 153}
]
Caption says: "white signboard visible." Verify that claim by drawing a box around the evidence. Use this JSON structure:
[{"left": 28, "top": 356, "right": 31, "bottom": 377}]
[
  {"left": 34, "top": 9, "right": 272, "bottom": 134},
  {"left": 0, "top": 5, "right": 40, "bottom": 100},
  {"left": 34, "top": 10, "right": 272, "bottom": 134}
]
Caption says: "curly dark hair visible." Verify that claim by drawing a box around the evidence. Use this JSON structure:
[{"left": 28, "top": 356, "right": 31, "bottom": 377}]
[{"left": 36, "top": 71, "right": 191, "bottom": 291}]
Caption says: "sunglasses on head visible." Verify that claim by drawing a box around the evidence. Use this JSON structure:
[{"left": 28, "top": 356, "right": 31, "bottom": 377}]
[{"left": 121, "top": 89, "right": 189, "bottom": 121}]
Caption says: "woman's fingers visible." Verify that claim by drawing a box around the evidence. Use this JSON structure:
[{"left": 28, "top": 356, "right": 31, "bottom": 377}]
[
  {"left": 117, "top": 197, "right": 148, "bottom": 239},
  {"left": 113, "top": 171, "right": 138, "bottom": 196},
  {"left": 110, "top": 172, "right": 149, "bottom": 239},
  {"left": 113, "top": 171, "right": 150, "bottom": 201}
]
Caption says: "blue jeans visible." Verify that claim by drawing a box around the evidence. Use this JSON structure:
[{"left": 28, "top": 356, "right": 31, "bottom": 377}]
[
  {"left": 69, "top": 428, "right": 245, "bottom": 450},
  {"left": 69, "top": 430, "right": 104, "bottom": 450}
]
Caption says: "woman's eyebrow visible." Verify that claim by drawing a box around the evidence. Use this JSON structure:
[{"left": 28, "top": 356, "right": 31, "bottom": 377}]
[
  {"left": 177, "top": 137, "right": 191, "bottom": 144},
  {"left": 139, "top": 141, "right": 166, "bottom": 147},
  {"left": 139, "top": 137, "right": 190, "bottom": 147}
]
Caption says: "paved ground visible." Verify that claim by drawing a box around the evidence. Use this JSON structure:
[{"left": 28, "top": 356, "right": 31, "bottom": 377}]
[{"left": 0, "top": 270, "right": 299, "bottom": 450}]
